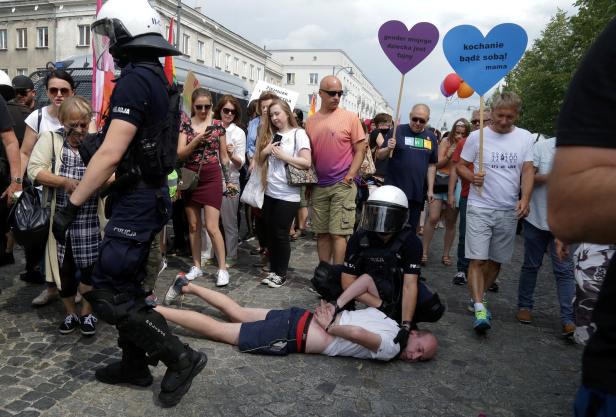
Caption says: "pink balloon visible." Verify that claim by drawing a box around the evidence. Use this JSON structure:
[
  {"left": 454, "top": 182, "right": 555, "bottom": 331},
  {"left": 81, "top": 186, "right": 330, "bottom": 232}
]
[{"left": 440, "top": 80, "right": 453, "bottom": 97}]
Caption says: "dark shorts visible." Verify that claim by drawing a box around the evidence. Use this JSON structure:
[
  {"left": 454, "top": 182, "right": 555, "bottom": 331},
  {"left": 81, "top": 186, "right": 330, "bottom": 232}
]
[{"left": 238, "top": 307, "right": 312, "bottom": 356}]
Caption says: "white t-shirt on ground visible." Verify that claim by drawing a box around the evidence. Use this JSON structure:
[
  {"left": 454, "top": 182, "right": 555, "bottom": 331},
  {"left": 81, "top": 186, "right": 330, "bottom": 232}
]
[
  {"left": 461, "top": 126, "right": 534, "bottom": 210},
  {"left": 24, "top": 106, "right": 62, "bottom": 134},
  {"left": 526, "top": 137, "right": 555, "bottom": 231},
  {"left": 265, "top": 128, "right": 311, "bottom": 203},
  {"left": 225, "top": 123, "right": 246, "bottom": 185},
  {"left": 321, "top": 307, "right": 400, "bottom": 361}
]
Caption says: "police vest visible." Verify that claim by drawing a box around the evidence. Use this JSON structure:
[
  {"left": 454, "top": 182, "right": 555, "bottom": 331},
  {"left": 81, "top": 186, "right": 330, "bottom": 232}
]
[
  {"left": 115, "top": 62, "right": 180, "bottom": 184},
  {"left": 354, "top": 226, "right": 414, "bottom": 305}
]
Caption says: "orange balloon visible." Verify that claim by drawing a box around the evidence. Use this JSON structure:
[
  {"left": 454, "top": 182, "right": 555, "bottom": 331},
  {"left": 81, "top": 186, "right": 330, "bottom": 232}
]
[{"left": 457, "top": 81, "right": 474, "bottom": 99}]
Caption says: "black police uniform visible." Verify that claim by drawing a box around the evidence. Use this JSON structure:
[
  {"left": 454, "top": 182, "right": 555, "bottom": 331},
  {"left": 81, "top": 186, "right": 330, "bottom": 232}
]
[
  {"left": 342, "top": 226, "right": 444, "bottom": 324},
  {"left": 85, "top": 61, "right": 199, "bottom": 389}
]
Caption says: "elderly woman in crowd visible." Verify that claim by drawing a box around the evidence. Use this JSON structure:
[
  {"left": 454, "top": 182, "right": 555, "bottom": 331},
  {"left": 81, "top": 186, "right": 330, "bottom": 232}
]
[{"left": 27, "top": 96, "right": 103, "bottom": 336}]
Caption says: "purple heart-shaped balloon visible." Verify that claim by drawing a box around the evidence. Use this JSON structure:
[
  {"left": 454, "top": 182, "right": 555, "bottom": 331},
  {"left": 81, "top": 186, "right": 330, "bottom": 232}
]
[{"left": 378, "top": 21, "right": 439, "bottom": 74}]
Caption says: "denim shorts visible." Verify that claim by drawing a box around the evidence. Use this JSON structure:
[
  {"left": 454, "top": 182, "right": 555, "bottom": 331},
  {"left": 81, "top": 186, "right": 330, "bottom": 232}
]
[
  {"left": 465, "top": 205, "right": 517, "bottom": 264},
  {"left": 238, "top": 307, "right": 309, "bottom": 355}
]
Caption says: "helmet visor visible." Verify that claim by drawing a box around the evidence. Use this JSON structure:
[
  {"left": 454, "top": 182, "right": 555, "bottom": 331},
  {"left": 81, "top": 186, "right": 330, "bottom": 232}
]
[
  {"left": 359, "top": 203, "right": 409, "bottom": 233},
  {"left": 92, "top": 20, "right": 117, "bottom": 71}
]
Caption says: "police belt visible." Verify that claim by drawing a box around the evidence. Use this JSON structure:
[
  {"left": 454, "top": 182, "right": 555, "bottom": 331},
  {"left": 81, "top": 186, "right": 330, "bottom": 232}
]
[{"left": 102, "top": 172, "right": 166, "bottom": 198}]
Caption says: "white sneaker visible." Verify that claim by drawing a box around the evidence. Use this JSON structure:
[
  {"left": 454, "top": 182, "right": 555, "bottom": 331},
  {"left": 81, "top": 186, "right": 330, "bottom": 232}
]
[
  {"left": 184, "top": 266, "right": 203, "bottom": 281},
  {"left": 158, "top": 256, "right": 168, "bottom": 277},
  {"left": 164, "top": 276, "right": 189, "bottom": 305},
  {"left": 261, "top": 272, "right": 275, "bottom": 285},
  {"left": 216, "top": 269, "right": 229, "bottom": 287},
  {"left": 32, "top": 288, "right": 59, "bottom": 306}
]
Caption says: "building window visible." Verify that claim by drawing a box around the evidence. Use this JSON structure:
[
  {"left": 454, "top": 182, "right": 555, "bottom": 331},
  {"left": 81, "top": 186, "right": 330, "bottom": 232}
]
[
  {"left": 257, "top": 67, "right": 261, "bottom": 81},
  {"left": 36, "top": 27, "right": 48, "bottom": 48},
  {"left": 181, "top": 34, "right": 190, "bottom": 55},
  {"left": 242, "top": 61, "right": 247, "bottom": 78},
  {"left": 215, "top": 49, "right": 221, "bottom": 68},
  {"left": 233, "top": 57, "right": 239, "bottom": 75},
  {"left": 78, "top": 25, "right": 90, "bottom": 47},
  {"left": 16, "top": 28, "right": 27, "bottom": 49},
  {"left": 224, "top": 54, "right": 231, "bottom": 72},
  {"left": 286, "top": 73, "right": 295, "bottom": 85},
  {"left": 197, "top": 41, "right": 205, "bottom": 61},
  {"left": 0, "top": 30, "right": 6, "bottom": 50},
  {"left": 17, "top": 68, "right": 28, "bottom": 76},
  {"left": 309, "top": 73, "right": 318, "bottom": 85},
  {"left": 308, "top": 94, "right": 314, "bottom": 106},
  {"left": 249, "top": 64, "right": 255, "bottom": 81}
]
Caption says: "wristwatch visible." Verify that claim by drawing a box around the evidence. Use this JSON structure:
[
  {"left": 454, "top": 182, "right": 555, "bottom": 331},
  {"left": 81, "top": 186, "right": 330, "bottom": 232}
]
[{"left": 11, "top": 177, "right": 22, "bottom": 184}]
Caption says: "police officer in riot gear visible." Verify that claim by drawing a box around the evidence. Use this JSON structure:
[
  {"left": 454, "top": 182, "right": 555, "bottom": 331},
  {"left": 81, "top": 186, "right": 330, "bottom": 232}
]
[
  {"left": 341, "top": 185, "right": 445, "bottom": 349},
  {"left": 52, "top": 0, "right": 206, "bottom": 407}
]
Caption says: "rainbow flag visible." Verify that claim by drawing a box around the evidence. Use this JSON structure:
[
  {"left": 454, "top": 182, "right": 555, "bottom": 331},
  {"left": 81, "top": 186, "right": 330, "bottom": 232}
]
[
  {"left": 308, "top": 92, "right": 316, "bottom": 116},
  {"left": 92, "top": 0, "right": 115, "bottom": 129},
  {"left": 163, "top": 18, "right": 176, "bottom": 85}
]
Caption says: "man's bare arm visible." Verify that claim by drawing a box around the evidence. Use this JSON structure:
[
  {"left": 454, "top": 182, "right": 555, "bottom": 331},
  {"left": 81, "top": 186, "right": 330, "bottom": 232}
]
[
  {"left": 327, "top": 324, "right": 381, "bottom": 352},
  {"left": 341, "top": 272, "right": 381, "bottom": 307},
  {"left": 69, "top": 119, "right": 137, "bottom": 206},
  {"left": 548, "top": 146, "right": 616, "bottom": 243},
  {"left": 400, "top": 274, "right": 418, "bottom": 323}
]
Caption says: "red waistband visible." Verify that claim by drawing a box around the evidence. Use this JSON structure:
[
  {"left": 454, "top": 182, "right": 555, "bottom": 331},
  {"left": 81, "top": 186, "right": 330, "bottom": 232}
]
[{"left": 295, "top": 310, "right": 313, "bottom": 353}]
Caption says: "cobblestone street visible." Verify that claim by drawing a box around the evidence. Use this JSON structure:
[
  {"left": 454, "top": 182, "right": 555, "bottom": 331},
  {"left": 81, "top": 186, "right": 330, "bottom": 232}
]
[{"left": 0, "top": 229, "right": 581, "bottom": 417}]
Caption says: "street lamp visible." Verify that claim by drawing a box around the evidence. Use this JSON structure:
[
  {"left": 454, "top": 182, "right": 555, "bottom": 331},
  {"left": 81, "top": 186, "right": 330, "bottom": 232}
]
[{"left": 332, "top": 65, "right": 354, "bottom": 76}]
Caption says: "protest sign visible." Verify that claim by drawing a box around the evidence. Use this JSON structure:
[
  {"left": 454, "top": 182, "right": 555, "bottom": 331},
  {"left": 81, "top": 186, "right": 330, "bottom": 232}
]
[
  {"left": 182, "top": 71, "right": 200, "bottom": 115},
  {"left": 378, "top": 21, "right": 439, "bottom": 157},
  {"left": 249, "top": 80, "right": 299, "bottom": 110}
]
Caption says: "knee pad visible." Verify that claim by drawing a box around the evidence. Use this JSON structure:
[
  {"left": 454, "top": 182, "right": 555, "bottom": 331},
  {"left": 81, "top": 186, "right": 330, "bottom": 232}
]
[{"left": 414, "top": 292, "right": 446, "bottom": 323}]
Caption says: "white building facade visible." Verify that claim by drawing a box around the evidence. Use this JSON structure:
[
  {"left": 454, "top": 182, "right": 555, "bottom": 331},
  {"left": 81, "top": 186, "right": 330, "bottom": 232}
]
[
  {"left": 0, "top": 0, "right": 283, "bottom": 94},
  {"left": 269, "top": 49, "right": 393, "bottom": 118}
]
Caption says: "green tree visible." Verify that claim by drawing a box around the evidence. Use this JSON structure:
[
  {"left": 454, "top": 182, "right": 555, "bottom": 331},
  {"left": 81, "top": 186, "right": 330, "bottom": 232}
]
[
  {"left": 504, "top": 11, "right": 575, "bottom": 136},
  {"left": 505, "top": 3, "right": 616, "bottom": 136}
]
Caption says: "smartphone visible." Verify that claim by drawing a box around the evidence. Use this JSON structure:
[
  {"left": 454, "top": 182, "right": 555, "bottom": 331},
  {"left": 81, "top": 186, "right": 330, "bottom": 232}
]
[{"left": 272, "top": 134, "right": 283, "bottom": 144}]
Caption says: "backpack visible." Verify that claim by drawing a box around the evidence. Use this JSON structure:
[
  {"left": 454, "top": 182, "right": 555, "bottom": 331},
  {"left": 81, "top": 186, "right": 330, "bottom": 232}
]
[{"left": 116, "top": 62, "right": 180, "bottom": 183}]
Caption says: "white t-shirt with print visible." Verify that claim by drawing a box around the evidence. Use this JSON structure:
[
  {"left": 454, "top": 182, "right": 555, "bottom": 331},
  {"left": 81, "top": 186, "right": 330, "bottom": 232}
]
[
  {"left": 526, "top": 137, "right": 555, "bottom": 231},
  {"left": 24, "top": 106, "right": 62, "bottom": 134},
  {"left": 321, "top": 307, "right": 400, "bottom": 361},
  {"left": 265, "top": 128, "right": 311, "bottom": 203},
  {"left": 225, "top": 123, "right": 246, "bottom": 185},
  {"left": 461, "top": 126, "right": 534, "bottom": 210}
]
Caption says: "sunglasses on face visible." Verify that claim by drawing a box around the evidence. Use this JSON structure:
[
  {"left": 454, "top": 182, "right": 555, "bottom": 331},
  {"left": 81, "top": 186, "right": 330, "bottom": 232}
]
[
  {"left": 222, "top": 108, "right": 236, "bottom": 115},
  {"left": 67, "top": 122, "right": 89, "bottom": 131},
  {"left": 195, "top": 104, "right": 212, "bottom": 111},
  {"left": 320, "top": 89, "right": 344, "bottom": 97},
  {"left": 48, "top": 87, "right": 71, "bottom": 96},
  {"left": 411, "top": 117, "right": 426, "bottom": 124}
]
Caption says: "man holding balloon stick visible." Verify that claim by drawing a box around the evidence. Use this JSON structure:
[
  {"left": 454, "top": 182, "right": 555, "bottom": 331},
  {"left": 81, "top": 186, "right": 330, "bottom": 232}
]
[
  {"left": 456, "top": 92, "right": 535, "bottom": 334},
  {"left": 375, "top": 104, "right": 438, "bottom": 231}
]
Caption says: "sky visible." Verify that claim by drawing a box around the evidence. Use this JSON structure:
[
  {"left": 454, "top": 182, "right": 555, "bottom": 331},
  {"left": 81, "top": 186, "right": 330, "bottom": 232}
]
[{"left": 185, "top": 0, "right": 578, "bottom": 131}]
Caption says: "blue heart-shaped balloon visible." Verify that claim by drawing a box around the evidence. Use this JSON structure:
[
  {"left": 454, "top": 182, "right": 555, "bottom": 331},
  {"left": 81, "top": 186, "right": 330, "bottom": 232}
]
[{"left": 443, "top": 23, "right": 528, "bottom": 96}]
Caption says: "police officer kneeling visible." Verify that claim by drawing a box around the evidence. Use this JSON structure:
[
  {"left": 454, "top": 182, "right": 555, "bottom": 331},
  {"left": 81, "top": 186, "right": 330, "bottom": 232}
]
[
  {"left": 52, "top": 0, "right": 206, "bottom": 407},
  {"left": 340, "top": 186, "right": 445, "bottom": 349}
]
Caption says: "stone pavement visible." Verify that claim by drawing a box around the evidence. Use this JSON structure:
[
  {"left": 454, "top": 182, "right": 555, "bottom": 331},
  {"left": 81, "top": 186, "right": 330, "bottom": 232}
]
[{"left": 0, "top": 229, "right": 581, "bottom": 417}]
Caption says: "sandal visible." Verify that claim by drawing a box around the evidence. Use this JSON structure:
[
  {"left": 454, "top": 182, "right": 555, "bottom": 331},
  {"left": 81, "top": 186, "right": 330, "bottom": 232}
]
[
  {"left": 441, "top": 255, "right": 452, "bottom": 266},
  {"left": 420, "top": 254, "right": 428, "bottom": 266}
]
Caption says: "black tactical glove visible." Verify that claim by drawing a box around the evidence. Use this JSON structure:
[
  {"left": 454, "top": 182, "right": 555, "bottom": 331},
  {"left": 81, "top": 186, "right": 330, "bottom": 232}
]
[
  {"left": 53, "top": 200, "right": 79, "bottom": 244},
  {"left": 393, "top": 322, "right": 411, "bottom": 351}
]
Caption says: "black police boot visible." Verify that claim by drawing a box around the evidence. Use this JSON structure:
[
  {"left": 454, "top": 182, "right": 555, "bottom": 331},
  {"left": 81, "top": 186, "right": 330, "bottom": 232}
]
[
  {"left": 95, "top": 339, "right": 153, "bottom": 387},
  {"left": 159, "top": 345, "right": 208, "bottom": 407}
]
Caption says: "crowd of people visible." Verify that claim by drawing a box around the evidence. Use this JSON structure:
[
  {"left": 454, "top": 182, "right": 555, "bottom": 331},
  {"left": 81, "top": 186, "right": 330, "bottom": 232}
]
[{"left": 0, "top": 3, "right": 614, "bottom": 412}]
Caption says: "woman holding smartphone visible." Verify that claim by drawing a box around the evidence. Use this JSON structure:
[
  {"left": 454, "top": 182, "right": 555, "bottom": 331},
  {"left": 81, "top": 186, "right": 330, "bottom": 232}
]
[
  {"left": 177, "top": 88, "right": 231, "bottom": 286},
  {"left": 254, "top": 99, "right": 311, "bottom": 288}
]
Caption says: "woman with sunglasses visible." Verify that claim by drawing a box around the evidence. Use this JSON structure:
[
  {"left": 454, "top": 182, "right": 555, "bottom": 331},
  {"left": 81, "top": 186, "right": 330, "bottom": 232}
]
[
  {"left": 421, "top": 118, "right": 470, "bottom": 266},
  {"left": 21, "top": 69, "right": 76, "bottom": 307},
  {"left": 27, "top": 96, "right": 101, "bottom": 335},
  {"left": 213, "top": 95, "right": 245, "bottom": 268},
  {"left": 255, "top": 98, "right": 312, "bottom": 288},
  {"left": 177, "top": 88, "right": 231, "bottom": 286}
]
